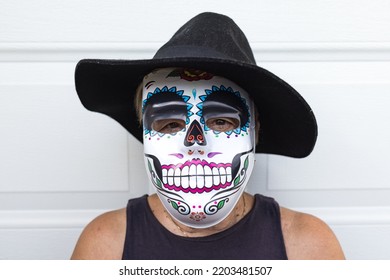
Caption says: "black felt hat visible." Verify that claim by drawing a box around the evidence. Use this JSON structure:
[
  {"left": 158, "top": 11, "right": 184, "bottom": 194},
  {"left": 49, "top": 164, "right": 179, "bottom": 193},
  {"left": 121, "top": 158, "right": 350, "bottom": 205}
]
[{"left": 75, "top": 12, "right": 317, "bottom": 158}]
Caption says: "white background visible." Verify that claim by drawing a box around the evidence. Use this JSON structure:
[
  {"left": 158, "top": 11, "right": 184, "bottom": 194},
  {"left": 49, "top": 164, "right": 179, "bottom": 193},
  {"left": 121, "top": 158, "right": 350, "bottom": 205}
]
[{"left": 1, "top": 0, "right": 389, "bottom": 259}]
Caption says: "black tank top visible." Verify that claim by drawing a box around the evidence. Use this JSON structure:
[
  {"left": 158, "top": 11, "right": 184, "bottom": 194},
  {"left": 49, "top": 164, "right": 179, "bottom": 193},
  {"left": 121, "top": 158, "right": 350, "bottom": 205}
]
[{"left": 122, "top": 194, "right": 287, "bottom": 259}]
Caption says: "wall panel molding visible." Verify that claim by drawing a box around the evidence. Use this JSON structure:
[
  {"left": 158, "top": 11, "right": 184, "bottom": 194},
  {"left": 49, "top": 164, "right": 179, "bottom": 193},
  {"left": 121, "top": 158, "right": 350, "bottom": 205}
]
[
  {"left": 1, "top": 207, "right": 388, "bottom": 229},
  {"left": 0, "top": 83, "right": 130, "bottom": 193},
  {"left": 1, "top": 207, "right": 389, "bottom": 260},
  {"left": 264, "top": 82, "right": 390, "bottom": 193},
  {"left": 1, "top": 42, "right": 390, "bottom": 62},
  {"left": 297, "top": 207, "right": 390, "bottom": 226},
  {"left": 0, "top": 210, "right": 105, "bottom": 229}
]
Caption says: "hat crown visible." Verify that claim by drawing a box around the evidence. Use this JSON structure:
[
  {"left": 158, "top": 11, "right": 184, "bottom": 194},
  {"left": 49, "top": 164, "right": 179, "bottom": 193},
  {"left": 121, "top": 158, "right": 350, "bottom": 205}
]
[
  {"left": 75, "top": 12, "right": 317, "bottom": 158},
  {"left": 154, "top": 12, "right": 256, "bottom": 64}
]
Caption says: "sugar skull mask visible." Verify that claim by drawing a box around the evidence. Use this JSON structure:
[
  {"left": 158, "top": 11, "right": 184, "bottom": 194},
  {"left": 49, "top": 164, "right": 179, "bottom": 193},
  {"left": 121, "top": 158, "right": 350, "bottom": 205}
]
[{"left": 142, "top": 68, "right": 256, "bottom": 228}]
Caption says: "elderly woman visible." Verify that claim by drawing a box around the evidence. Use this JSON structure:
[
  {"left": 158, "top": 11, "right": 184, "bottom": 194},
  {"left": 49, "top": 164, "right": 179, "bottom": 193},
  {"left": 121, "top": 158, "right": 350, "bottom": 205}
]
[{"left": 71, "top": 12, "right": 344, "bottom": 260}]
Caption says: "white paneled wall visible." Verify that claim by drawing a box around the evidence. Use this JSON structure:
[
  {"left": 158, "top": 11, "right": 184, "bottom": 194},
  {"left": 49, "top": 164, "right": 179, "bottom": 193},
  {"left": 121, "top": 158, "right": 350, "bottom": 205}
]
[{"left": 1, "top": 0, "right": 389, "bottom": 259}]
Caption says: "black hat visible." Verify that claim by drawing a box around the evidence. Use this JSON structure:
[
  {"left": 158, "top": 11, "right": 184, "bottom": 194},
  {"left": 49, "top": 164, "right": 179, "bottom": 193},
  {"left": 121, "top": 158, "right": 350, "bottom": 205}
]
[{"left": 75, "top": 12, "right": 317, "bottom": 158}]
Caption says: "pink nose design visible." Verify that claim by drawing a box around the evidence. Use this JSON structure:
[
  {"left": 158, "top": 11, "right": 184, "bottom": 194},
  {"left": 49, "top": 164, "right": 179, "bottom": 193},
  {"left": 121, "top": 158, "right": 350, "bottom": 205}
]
[{"left": 184, "top": 120, "right": 206, "bottom": 147}]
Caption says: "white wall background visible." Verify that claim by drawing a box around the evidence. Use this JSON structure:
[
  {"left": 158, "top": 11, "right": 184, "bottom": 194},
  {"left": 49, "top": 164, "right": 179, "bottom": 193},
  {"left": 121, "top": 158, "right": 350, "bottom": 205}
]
[{"left": 1, "top": 0, "right": 389, "bottom": 259}]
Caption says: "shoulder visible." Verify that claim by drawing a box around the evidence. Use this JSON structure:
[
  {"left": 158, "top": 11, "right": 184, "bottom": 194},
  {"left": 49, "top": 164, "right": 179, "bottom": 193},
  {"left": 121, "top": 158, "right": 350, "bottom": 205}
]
[
  {"left": 71, "top": 208, "right": 127, "bottom": 260},
  {"left": 280, "top": 207, "right": 345, "bottom": 260}
]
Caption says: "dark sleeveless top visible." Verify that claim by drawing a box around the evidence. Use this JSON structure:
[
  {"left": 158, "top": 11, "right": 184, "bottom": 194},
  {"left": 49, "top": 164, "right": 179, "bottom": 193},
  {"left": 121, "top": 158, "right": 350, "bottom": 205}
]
[{"left": 122, "top": 194, "right": 287, "bottom": 260}]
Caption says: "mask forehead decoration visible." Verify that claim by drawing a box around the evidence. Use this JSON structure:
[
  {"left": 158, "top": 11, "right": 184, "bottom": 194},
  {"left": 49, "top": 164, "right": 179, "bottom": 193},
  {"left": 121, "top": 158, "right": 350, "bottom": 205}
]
[{"left": 142, "top": 68, "right": 256, "bottom": 228}]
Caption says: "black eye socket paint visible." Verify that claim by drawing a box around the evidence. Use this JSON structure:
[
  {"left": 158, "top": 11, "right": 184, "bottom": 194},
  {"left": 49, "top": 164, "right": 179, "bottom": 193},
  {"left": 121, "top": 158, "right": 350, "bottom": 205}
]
[
  {"left": 202, "top": 91, "right": 249, "bottom": 127},
  {"left": 202, "top": 101, "right": 241, "bottom": 121},
  {"left": 143, "top": 92, "right": 187, "bottom": 131}
]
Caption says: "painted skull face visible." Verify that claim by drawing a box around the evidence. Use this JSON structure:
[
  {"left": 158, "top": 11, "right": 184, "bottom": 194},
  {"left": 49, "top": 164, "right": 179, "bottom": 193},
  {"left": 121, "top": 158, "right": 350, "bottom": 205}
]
[{"left": 142, "top": 68, "right": 256, "bottom": 228}]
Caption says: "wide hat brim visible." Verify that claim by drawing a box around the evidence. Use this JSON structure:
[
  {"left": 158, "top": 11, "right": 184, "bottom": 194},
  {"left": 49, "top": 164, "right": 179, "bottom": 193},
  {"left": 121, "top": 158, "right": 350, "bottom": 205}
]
[{"left": 75, "top": 56, "right": 317, "bottom": 158}]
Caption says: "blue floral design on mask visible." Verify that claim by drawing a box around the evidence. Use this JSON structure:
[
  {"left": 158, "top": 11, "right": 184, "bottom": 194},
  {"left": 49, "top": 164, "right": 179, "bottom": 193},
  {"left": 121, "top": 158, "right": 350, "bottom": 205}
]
[{"left": 142, "top": 86, "right": 193, "bottom": 137}]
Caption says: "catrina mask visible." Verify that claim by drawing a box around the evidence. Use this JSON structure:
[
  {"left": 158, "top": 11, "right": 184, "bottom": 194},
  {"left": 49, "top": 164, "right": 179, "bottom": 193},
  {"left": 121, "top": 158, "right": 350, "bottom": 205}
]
[{"left": 142, "top": 68, "right": 256, "bottom": 228}]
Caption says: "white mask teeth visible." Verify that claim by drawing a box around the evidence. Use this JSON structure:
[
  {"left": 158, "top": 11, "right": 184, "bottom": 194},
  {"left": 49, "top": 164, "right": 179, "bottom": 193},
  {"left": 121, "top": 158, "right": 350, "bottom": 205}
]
[
  {"left": 168, "top": 168, "right": 174, "bottom": 185},
  {"left": 196, "top": 165, "right": 204, "bottom": 188},
  {"left": 212, "top": 167, "right": 220, "bottom": 186},
  {"left": 181, "top": 165, "right": 189, "bottom": 176},
  {"left": 161, "top": 163, "right": 233, "bottom": 190},
  {"left": 181, "top": 175, "right": 189, "bottom": 188},
  {"left": 205, "top": 174, "right": 213, "bottom": 188},
  {"left": 174, "top": 168, "right": 181, "bottom": 186},
  {"left": 189, "top": 164, "right": 197, "bottom": 189},
  {"left": 226, "top": 166, "right": 232, "bottom": 182},
  {"left": 181, "top": 165, "right": 189, "bottom": 188},
  {"left": 219, "top": 167, "right": 226, "bottom": 184},
  {"left": 204, "top": 165, "right": 212, "bottom": 175},
  {"left": 204, "top": 165, "right": 213, "bottom": 188},
  {"left": 162, "top": 169, "right": 168, "bottom": 184}
]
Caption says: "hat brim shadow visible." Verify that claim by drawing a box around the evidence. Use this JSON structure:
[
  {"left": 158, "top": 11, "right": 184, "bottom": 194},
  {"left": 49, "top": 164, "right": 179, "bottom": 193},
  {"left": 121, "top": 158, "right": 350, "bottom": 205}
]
[{"left": 75, "top": 57, "right": 317, "bottom": 158}]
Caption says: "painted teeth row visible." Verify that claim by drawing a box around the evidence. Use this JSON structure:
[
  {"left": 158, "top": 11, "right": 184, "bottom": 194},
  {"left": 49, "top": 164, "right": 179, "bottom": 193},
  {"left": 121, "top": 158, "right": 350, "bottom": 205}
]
[{"left": 162, "top": 165, "right": 232, "bottom": 188}]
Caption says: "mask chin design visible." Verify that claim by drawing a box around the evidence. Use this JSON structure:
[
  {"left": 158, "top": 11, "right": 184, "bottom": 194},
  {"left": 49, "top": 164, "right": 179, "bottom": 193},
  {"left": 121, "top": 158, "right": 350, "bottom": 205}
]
[{"left": 142, "top": 68, "right": 256, "bottom": 228}]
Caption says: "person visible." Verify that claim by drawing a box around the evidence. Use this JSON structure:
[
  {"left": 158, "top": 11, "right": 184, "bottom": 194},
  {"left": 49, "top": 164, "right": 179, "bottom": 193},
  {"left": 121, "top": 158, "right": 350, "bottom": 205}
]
[{"left": 71, "top": 12, "right": 345, "bottom": 260}]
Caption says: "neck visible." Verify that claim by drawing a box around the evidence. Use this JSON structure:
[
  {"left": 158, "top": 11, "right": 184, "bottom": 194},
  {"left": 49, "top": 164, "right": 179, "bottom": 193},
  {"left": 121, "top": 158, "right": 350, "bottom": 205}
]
[{"left": 164, "top": 193, "right": 251, "bottom": 237}]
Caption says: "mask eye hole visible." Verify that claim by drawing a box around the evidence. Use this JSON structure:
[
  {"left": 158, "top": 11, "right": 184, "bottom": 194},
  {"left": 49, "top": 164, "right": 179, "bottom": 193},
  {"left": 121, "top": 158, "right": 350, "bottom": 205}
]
[
  {"left": 206, "top": 117, "right": 239, "bottom": 132},
  {"left": 152, "top": 119, "right": 186, "bottom": 134}
]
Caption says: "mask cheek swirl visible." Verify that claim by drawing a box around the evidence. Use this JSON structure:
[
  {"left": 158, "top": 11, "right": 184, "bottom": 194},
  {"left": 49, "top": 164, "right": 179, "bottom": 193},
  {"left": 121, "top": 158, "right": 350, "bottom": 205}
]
[{"left": 142, "top": 68, "right": 256, "bottom": 229}]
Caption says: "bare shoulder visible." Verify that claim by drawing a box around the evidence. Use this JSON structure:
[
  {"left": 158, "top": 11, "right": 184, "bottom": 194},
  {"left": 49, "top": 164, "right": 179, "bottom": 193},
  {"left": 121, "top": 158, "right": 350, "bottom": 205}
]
[
  {"left": 280, "top": 207, "right": 345, "bottom": 260},
  {"left": 71, "top": 208, "right": 126, "bottom": 260}
]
